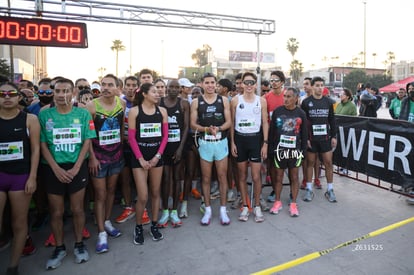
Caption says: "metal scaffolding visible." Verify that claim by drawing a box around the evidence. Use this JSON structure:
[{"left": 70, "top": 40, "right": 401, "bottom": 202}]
[{"left": 1, "top": 0, "right": 275, "bottom": 35}]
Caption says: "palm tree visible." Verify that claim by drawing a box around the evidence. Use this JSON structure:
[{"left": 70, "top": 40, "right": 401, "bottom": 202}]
[
  {"left": 372, "top": 53, "right": 377, "bottom": 67},
  {"left": 290, "top": 60, "right": 303, "bottom": 87},
  {"left": 110, "top": 40, "right": 125, "bottom": 77},
  {"left": 286, "top": 38, "right": 299, "bottom": 61}
]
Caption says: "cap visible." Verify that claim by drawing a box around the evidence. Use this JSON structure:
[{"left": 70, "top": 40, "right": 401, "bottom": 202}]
[
  {"left": 91, "top": 83, "right": 101, "bottom": 91},
  {"left": 178, "top": 78, "right": 194, "bottom": 88},
  {"left": 323, "top": 87, "right": 329, "bottom": 96}
]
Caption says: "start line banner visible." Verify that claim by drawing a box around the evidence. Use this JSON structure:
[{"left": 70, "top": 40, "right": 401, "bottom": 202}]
[{"left": 334, "top": 115, "right": 414, "bottom": 189}]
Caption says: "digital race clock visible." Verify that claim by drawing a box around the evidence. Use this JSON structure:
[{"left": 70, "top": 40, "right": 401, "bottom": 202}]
[{"left": 0, "top": 16, "right": 88, "bottom": 48}]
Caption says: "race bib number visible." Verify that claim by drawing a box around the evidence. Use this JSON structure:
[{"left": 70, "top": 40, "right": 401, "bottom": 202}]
[
  {"left": 140, "top": 123, "right": 162, "bottom": 138},
  {"left": 312, "top": 124, "right": 327, "bottom": 136},
  {"left": 279, "top": 135, "right": 296, "bottom": 148},
  {"left": 205, "top": 131, "right": 222, "bottom": 141},
  {"left": 168, "top": 129, "right": 181, "bottom": 142},
  {"left": 99, "top": 129, "right": 121, "bottom": 145},
  {"left": 238, "top": 118, "right": 256, "bottom": 132},
  {"left": 53, "top": 128, "right": 81, "bottom": 145},
  {"left": 0, "top": 141, "right": 23, "bottom": 161}
]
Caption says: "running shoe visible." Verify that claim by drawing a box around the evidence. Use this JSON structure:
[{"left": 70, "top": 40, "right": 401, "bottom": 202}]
[
  {"left": 300, "top": 179, "right": 307, "bottom": 190},
  {"left": 269, "top": 201, "right": 283, "bottom": 215},
  {"left": 82, "top": 228, "right": 91, "bottom": 239},
  {"left": 157, "top": 210, "right": 169, "bottom": 228},
  {"left": 227, "top": 189, "right": 236, "bottom": 202},
  {"left": 220, "top": 208, "right": 231, "bottom": 225},
  {"left": 303, "top": 189, "right": 314, "bottom": 202},
  {"left": 231, "top": 196, "right": 242, "bottom": 209},
  {"left": 289, "top": 203, "right": 299, "bottom": 217},
  {"left": 95, "top": 232, "right": 108, "bottom": 254},
  {"left": 169, "top": 210, "right": 183, "bottom": 227},
  {"left": 210, "top": 182, "right": 220, "bottom": 199},
  {"left": 22, "top": 236, "right": 36, "bottom": 256},
  {"left": 238, "top": 206, "right": 249, "bottom": 222},
  {"left": 200, "top": 201, "right": 206, "bottom": 214},
  {"left": 115, "top": 207, "right": 135, "bottom": 223},
  {"left": 46, "top": 246, "right": 67, "bottom": 270},
  {"left": 142, "top": 209, "right": 151, "bottom": 225},
  {"left": 253, "top": 206, "right": 265, "bottom": 223},
  {"left": 267, "top": 190, "right": 276, "bottom": 202},
  {"left": 179, "top": 201, "right": 188, "bottom": 218},
  {"left": 314, "top": 178, "right": 322, "bottom": 189},
  {"left": 191, "top": 188, "right": 202, "bottom": 199},
  {"left": 260, "top": 198, "right": 270, "bottom": 211},
  {"left": 44, "top": 233, "right": 56, "bottom": 247},
  {"left": 325, "top": 189, "right": 337, "bottom": 203},
  {"left": 133, "top": 225, "right": 144, "bottom": 245},
  {"left": 200, "top": 211, "right": 211, "bottom": 226},
  {"left": 74, "top": 242, "right": 89, "bottom": 264},
  {"left": 104, "top": 220, "right": 122, "bottom": 238},
  {"left": 150, "top": 225, "right": 164, "bottom": 241}
]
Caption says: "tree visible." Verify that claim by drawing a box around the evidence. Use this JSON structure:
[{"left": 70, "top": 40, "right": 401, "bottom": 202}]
[
  {"left": 289, "top": 60, "right": 303, "bottom": 87},
  {"left": 110, "top": 39, "right": 125, "bottom": 77},
  {"left": 191, "top": 44, "right": 212, "bottom": 68},
  {"left": 367, "top": 74, "right": 393, "bottom": 89},
  {"left": 286, "top": 38, "right": 299, "bottom": 60},
  {"left": 384, "top": 51, "right": 396, "bottom": 76},
  {"left": 343, "top": 69, "right": 368, "bottom": 94},
  {"left": 0, "top": 59, "right": 11, "bottom": 78}
]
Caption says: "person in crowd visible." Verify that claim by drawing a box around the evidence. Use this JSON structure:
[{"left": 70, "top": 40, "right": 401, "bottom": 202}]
[
  {"left": 230, "top": 72, "right": 268, "bottom": 222},
  {"left": 180, "top": 86, "right": 204, "bottom": 218},
  {"left": 139, "top": 68, "right": 154, "bottom": 86},
  {"left": 190, "top": 73, "right": 232, "bottom": 226},
  {"left": 128, "top": 83, "right": 168, "bottom": 244},
  {"left": 158, "top": 79, "right": 189, "bottom": 227},
  {"left": 301, "top": 76, "right": 337, "bottom": 203},
  {"left": 260, "top": 80, "right": 270, "bottom": 96},
  {"left": 0, "top": 81, "right": 40, "bottom": 275},
  {"left": 154, "top": 78, "right": 167, "bottom": 98},
  {"left": 334, "top": 88, "right": 357, "bottom": 175},
  {"left": 359, "top": 83, "right": 378, "bottom": 117},
  {"left": 39, "top": 78, "right": 95, "bottom": 269},
  {"left": 87, "top": 74, "right": 125, "bottom": 254},
  {"left": 178, "top": 78, "right": 194, "bottom": 101},
  {"left": 115, "top": 76, "right": 139, "bottom": 224},
  {"left": 74, "top": 78, "right": 90, "bottom": 103},
  {"left": 399, "top": 82, "right": 414, "bottom": 122},
  {"left": 389, "top": 88, "right": 406, "bottom": 119},
  {"left": 263, "top": 71, "right": 286, "bottom": 203},
  {"left": 268, "top": 87, "right": 307, "bottom": 217}
]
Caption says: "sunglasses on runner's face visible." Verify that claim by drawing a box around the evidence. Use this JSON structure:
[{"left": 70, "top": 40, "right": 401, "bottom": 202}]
[
  {"left": 243, "top": 80, "right": 256, "bottom": 86},
  {"left": 38, "top": 89, "right": 53, "bottom": 95},
  {"left": 0, "top": 90, "right": 19, "bottom": 98},
  {"left": 270, "top": 78, "right": 281, "bottom": 83},
  {"left": 77, "top": 85, "right": 90, "bottom": 90}
]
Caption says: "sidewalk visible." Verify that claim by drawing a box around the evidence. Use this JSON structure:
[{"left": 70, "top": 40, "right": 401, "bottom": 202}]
[{"left": 1, "top": 172, "right": 413, "bottom": 275}]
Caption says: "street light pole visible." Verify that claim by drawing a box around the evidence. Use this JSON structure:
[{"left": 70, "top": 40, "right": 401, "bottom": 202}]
[{"left": 363, "top": 1, "right": 367, "bottom": 71}]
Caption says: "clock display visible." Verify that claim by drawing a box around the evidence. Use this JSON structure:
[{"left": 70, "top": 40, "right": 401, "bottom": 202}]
[{"left": 0, "top": 16, "right": 88, "bottom": 48}]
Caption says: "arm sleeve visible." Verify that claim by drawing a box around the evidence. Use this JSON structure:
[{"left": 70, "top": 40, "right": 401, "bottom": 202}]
[
  {"left": 128, "top": 129, "right": 143, "bottom": 160},
  {"left": 157, "top": 122, "right": 169, "bottom": 154}
]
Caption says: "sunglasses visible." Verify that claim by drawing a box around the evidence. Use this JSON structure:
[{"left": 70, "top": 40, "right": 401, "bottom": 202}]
[
  {"left": 0, "top": 90, "right": 19, "bottom": 98},
  {"left": 77, "top": 85, "right": 90, "bottom": 90},
  {"left": 270, "top": 79, "right": 281, "bottom": 83},
  {"left": 243, "top": 80, "right": 256, "bottom": 86},
  {"left": 38, "top": 89, "right": 53, "bottom": 95}
]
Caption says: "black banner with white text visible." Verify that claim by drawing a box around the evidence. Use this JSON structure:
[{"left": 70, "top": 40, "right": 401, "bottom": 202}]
[{"left": 334, "top": 115, "right": 414, "bottom": 188}]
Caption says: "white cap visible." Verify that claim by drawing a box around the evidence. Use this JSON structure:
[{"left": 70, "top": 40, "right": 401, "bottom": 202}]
[
  {"left": 91, "top": 83, "right": 101, "bottom": 91},
  {"left": 178, "top": 78, "right": 194, "bottom": 88}
]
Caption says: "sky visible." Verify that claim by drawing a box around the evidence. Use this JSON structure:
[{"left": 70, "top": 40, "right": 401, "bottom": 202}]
[{"left": 7, "top": 0, "right": 414, "bottom": 82}]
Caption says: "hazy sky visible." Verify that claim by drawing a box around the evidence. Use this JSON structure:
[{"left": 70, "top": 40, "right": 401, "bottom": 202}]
[{"left": 36, "top": 0, "right": 414, "bottom": 81}]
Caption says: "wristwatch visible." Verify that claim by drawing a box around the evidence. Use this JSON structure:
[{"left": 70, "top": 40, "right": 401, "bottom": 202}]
[
  {"left": 263, "top": 140, "right": 268, "bottom": 144},
  {"left": 155, "top": 153, "right": 162, "bottom": 159}
]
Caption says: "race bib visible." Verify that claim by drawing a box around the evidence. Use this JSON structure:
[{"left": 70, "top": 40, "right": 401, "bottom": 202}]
[
  {"left": 53, "top": 128, "right": 82, "bottom": 145},
  {"left": 238, "top": 118, "right": 256, "bottom": 132},
  {"left": 205, "top": 131, "right": 222, "bottom": 141},
  {"left": 279, "top": 135, "right": 296, "bottom": 148},
  {"left": 168, "top": 129, "right": 181, "bottom": 142},
  {"left": 0, "top": 141, "right": 23, "bottom": 161},
  {"left": 312, "top": 124, "right": 327, "bottom": 136},
  {"left": 99, "top": 129, "right": 121, "bottom": 145},
  {"left": 140, "top": 123, "right": 162, "bottom": 138}
]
